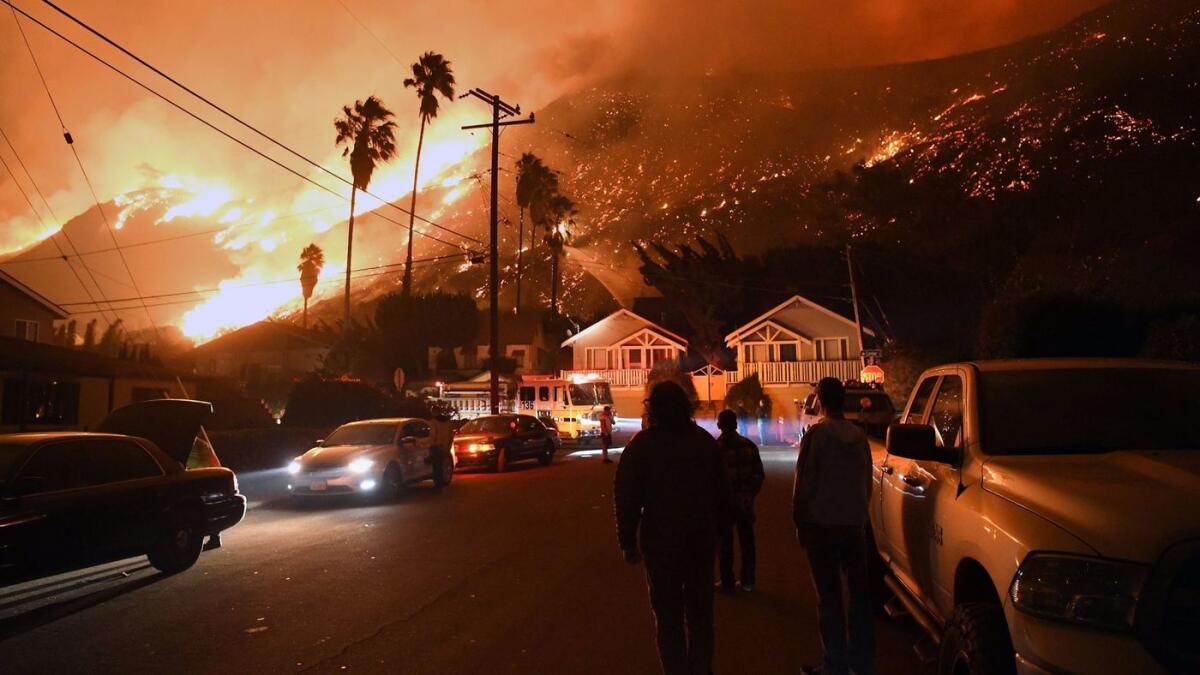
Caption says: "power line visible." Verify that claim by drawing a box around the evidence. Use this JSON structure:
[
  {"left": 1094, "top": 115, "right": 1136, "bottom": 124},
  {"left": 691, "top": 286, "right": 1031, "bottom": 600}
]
[
  {"left": 330, "top": 0, "right": 405, "bottom": 68},
  {"left": 3, "top": 1, "right": 475, "bottom": 257},
  {"left": 32, "top": 0, "right": 483, "bottom": 247}
]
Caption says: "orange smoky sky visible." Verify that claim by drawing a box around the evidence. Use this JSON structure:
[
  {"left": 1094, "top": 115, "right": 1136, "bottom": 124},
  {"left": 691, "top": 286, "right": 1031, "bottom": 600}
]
[{"left": 0, "top": 0, "right": 1105, "bottom": 335}]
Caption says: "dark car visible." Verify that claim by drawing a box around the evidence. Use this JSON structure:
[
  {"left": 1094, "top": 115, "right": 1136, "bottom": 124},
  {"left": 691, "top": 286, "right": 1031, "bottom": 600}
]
[
  {"left": 453, "top": 414, "right": 561, "bottom": 472},
  {"left": 0, "top": 399, "right": 246, "bottom": 587},
  {"left": 800, "top": 385, "right": 896, "bottom": 439}
]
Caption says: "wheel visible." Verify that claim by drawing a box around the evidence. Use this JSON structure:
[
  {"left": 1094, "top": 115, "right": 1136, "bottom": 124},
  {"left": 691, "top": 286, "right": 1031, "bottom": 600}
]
[
  {"left": 493, "top": 447, "right": 508, "bottom": 473},
  {"left": 432, "top": 449, "right": 453, "bottom": 488},
  {"left": 148, "top": 519, "right": 203, "bottom": 574},
  {"left": 938, "top": 602, "right": 1017, "bottom": 675},
  {"left": 537, "top": 441, "right": 554, "bottom": 466},
  {"left": 382, "top": 463, "right": 406, "bottom": 500}
]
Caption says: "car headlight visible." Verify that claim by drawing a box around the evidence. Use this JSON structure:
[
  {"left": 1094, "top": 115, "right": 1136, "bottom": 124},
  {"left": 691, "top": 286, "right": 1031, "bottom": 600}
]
[
  {"left": 287, "top": 460, "right": 302, "bottom": 475},
  {"left": 1010, "top": 552, "right": 1148, "bottom": 631},
  {"left": 348, "top": 458, "right": 374, "bottom": 474},
  {"left": 467, "top": 443, "right": 494, "bottom": 453}
]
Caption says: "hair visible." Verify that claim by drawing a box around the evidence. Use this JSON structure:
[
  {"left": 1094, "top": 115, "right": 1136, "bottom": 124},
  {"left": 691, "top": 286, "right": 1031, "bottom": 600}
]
[
  {"left": 603, "top": 405, "right": 611, "bottom": 411},
  {"left": 816, "top": 377, "right": 845, "bottom": 413},
  {"left": 646, "top": 381, "right": 693, "bottom": 429},
  {"left": 717, "top": 409, "right": 738, "bottom": 431}
]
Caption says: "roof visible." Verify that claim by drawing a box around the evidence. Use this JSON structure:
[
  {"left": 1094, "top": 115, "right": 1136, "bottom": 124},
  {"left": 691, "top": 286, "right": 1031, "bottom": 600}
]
[
  {"left": 191, "top": 320, "right": 331, "bottom": 354},
  {"left": 964, "top": 358, "right": 1200, "bottom": 372},
  {"left": 0, "top": 335, "right": 184, "bottom": 379},
  {"left": 725, "top": 294, "right": 875, "bottom": 343},
  {"left": 561, "top": 309, "right": 690, "bottom": 348},
  {"left": 0, "top": 269, "right": 68, "bottom": 319}
]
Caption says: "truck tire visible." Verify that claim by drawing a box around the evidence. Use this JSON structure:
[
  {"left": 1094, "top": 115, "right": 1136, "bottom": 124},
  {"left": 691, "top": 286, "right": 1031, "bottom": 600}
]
[
  {"left": 148, "top": 519, "right": 203, "bottom": 574},
  {"left": 938, "top": 602, "right": 1016, "bottom": 675}
]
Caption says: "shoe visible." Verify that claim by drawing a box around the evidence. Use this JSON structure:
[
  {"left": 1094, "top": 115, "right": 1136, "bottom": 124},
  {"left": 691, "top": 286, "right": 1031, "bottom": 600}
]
[
  {"left": 713, "top": 581, "right": 735, "bottom": 593},
  {"left": 737, "top": 582, "right": 754, "bottom": 592}
]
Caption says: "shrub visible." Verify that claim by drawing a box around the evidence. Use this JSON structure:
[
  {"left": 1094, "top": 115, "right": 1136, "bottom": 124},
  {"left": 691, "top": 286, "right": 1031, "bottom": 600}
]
[
  {"left": 643, "top": 359, "right": 699, "bottom": 411},
  {"left": 281, "top": 375, "right": 397, "bottom": 428},
  {"left": 207, "top": 427, "right": 325, "bottom": 473},
  {"left": 724, "top": 373, "right": 765, "bottom": 414}
]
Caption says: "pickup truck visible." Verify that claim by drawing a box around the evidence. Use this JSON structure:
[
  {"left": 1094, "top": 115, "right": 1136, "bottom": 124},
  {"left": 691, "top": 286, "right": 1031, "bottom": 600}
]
[{"left": 869, "top": 359, "right": 1200, "bottom": 674}]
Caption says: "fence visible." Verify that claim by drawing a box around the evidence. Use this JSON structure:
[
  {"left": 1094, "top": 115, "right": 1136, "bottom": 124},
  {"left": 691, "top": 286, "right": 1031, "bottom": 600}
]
[{"left": 727, "top": 360, "right": 860, "bottom": 385}]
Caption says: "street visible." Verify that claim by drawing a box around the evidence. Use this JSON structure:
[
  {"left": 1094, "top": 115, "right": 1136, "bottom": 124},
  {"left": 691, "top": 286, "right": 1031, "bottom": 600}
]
[{"left": 1, "top": 443, "right": 926, "bottom": 674}]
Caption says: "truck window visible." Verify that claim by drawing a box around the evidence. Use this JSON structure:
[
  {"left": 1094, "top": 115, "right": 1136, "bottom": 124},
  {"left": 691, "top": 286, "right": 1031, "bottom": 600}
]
[
  {"left": 519, "top": 387, "right": 535, "bottom": 403},
  {"left": 904, "top": 377, "right": 940, "bottom": 424},
  {"left": 538, "top": 386, "right": 550, "bottom": 402},
  {"left": 928, "top": 376, "right": 964, "bottom": 449}
]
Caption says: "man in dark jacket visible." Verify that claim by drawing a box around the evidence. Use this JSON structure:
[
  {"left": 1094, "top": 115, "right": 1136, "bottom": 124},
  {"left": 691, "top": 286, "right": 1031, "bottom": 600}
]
[
  {"left": 615, "top": 381, "right": 725, "bottom": 675},
  {"left": 793, "top": 377, "right": 875, "bottom": 675},
  {"left": 715, "top": 409, "right": 765, "bottom": 592}
]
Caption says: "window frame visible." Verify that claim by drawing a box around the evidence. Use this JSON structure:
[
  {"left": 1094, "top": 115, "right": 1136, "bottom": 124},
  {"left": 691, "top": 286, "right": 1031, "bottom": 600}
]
[{"left": 14, "top": 319, "right": 39, "bottom": 342}]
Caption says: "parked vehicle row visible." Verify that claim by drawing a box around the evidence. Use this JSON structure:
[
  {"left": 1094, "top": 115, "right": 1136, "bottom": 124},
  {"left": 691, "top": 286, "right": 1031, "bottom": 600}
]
[{"left": 867, "top": 359, "right": 1200, "bottom": 674}]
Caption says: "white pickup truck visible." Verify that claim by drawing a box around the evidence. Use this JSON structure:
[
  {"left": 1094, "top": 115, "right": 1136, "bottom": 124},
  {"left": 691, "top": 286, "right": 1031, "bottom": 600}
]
[{"left": 869, "top": 359, "right": 1200, "bottom": 674}]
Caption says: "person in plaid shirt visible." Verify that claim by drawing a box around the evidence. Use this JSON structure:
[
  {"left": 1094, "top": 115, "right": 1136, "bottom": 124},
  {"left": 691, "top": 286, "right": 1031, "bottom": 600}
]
[{"left": 715, "top": 409, "right": 765, "bottom": 592}]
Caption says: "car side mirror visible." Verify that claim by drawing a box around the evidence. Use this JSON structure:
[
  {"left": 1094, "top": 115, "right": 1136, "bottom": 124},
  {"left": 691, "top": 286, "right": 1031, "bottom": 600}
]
[{"left": 886, "top": 423, "right": 958, "bottom": 464}]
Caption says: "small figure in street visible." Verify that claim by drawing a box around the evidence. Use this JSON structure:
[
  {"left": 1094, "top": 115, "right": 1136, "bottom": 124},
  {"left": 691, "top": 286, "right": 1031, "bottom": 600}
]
[
  {"left": 615, "top": 381, "right": 725, "bottom": 675},
  {"left": 735, "top": 401, "right": 749, "bottom": 437},
  {"left": 793, "top": 378, "right": 875, "bottom": 675},
  {"left": 599, "top": 405, "right": 615, "bottom": 463},
  {"left": 755, "top": 397, "right": 770, "bottom": 446},
  {"left": 714, "top": 409, "right": 764, "bottom": 593},
  {"left": 429, "top": 411, "right": 455, "bottom": 485}
]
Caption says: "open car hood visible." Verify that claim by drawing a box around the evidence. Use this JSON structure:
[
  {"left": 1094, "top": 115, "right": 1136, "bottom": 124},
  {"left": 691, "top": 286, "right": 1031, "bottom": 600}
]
[{"left": 97, "top": 399, "right": 212, "bottom": 466}]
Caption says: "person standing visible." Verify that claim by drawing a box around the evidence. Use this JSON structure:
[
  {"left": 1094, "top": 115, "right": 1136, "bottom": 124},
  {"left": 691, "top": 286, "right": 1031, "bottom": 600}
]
[
  {"left": 598, "top": 405, "right": 615, "bottom": 464},
  {"left": 615, "top": 381, "right": 725, "bottom": 675},
  {"left": 755, "top": 397, "right": 770, "bottom": 446},
  {"left": 714, "top": 409, "right": 764, "bottom": 593},
  {"left": 793, "top": 377, "right": 875, "bottom": 675},
  {"left": 735, "top": 401, "right": 749, "bottom": 437}
]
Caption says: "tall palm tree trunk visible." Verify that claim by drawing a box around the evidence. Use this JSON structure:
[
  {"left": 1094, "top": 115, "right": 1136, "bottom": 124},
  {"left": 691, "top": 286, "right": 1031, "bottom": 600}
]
[
  {"left": 551, "top": 248, "right": 560, "bottom": 317},
  {"left": 343, "top": 188, "right": 357, "bottom": 338},
  {"left": 515, "top": 208, "right": 524, "bottom": 312},
  {"left": 303, "top": 297, "right": 309, "bottom": 329},
  {"left": 402, "top": 117, "right": 426, "bottom": 298}
]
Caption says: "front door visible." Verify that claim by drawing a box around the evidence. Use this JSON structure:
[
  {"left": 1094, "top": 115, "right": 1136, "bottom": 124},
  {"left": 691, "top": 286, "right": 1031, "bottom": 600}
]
[
  {"left": 879, "top": 375, "right": 939, "bottom": 575},
  {"left": 400, "top": 421, "right": 434, "bottom": 480}
]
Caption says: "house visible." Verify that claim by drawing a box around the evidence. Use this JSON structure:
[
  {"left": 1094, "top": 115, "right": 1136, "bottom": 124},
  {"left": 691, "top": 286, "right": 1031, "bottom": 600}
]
[
  {"left": 560, "top": 309, "right": 689, "bottom": 410},
  {"left": 428, "top": 310, "right": 551, "bottom": 376},
  {"left": 187, "top": 320, "right": 331, "bottom": 387},
  {"left": 725, "top": 294, "right": 872, "bottom": 404},
  {"left": 0, "top": 336, "right": 195, "bottom": 432},
  {"left": 0, "top": 269, "right": 68, "bottom": 343}
]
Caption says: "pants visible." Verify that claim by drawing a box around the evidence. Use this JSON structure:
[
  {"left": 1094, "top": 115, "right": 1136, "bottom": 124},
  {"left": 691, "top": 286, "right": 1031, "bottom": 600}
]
[
  {"left": 718, "top": 510, "right": 756, "bottom": 587},
  {"left": 757, "top": 418, "right": 768, "bottom": 445},
  {"left": 802, "top": 525, "right": 875, "bottom": 675},
  {"left": 645, "top": 553, "right": 715, "bottom": 675}
]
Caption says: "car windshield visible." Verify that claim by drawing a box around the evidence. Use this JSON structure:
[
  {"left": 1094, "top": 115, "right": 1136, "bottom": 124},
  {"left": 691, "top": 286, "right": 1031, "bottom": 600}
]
[
  {"left": 979, "top": 367, "right": 1200, "bottom": 454},
  {"left": 844, "top": 392, "right": 894, "bottom": 414},
  {"left": 0, "top": 444, "right": 25, "bottom": 482},
  {"left": 459, "top": 417, "right": 513, "bottom": 434},
  {"left": 324, "top": 423, "right": 397, "bottom": 446},
  {"left": 569, "top": 382, "right": 613, "bottom": 407}
]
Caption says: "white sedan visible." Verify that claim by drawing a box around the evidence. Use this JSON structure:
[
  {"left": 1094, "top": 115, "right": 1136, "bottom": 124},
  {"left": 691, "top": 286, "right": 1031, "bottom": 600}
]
[{"left": 287, "top": 418, "right": 453, "bottom": 499}]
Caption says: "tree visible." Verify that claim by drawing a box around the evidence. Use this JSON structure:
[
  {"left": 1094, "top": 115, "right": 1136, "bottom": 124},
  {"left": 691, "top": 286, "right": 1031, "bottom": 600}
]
[
  {"left": 82, "top": 319, "right": 96, "bottom": 350},
  {"left": 541, "top": 193, "right": 576, "bottom": 317},
  {"left": 297, "top": 243, "right": 325, "bottom": 329},
  {"left": 514, "top": 153, "right": 555, "bottom": 311},
  {"left": 375, "top": 291, "right": 479, "bottom": 379},
  {"left": 401, "top": 51, "right": 456, "bottom": 298},
  {"left": 334, "top": 95, "right": 398, "bottom": 338},
  {"left": 97, "top": 318, "right": 125, "bottom": 356}
]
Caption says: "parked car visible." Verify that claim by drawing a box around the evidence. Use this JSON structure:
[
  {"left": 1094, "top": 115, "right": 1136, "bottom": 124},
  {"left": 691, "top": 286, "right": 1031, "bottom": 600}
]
[
  {"left": 288, "top": 418, "right": 453, "bottom": 499},
  {"left": 869, "top": 360, "right": 1200, "bottom": 674},
  {"left": 453, "top": 414, "right": 560, "bottom": 472},
  {"left": 799, "top": 382, "right": 895, "bottom": 438},
  {"left": 0, "top": 399, "right": 245, "bottom": 587}
]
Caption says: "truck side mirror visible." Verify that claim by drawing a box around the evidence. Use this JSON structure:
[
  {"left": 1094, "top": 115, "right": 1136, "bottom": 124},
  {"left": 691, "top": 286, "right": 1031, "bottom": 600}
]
[
  {"left": 315, "top": 439, "right": 325, "bottom": 447},
  {"left": 886, "top": 423, "right": 958, "bottom": 464}
]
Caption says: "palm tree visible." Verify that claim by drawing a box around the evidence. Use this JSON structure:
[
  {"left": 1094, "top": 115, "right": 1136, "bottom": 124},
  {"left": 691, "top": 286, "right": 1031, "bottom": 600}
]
[
  {"left": 401, "top": 51, "right": 456, "bottom": 298},
  {"left": 541, "top": 193, "right": 576, "bottom": 317},
  {"left": 297, "top": 243, "right": 325, "bottom": 328},
  {"left": 514, "top": 153, "right": 555, "bottom": 311},
  {"left": 334, "top": 95, "right": 398, "bottom": 337}
]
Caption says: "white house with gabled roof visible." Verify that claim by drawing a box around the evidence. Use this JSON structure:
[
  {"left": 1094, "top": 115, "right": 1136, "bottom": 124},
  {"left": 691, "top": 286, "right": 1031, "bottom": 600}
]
[
  {"left": 561, "top": 309, "right": 688, "bottom": 390},
  {"left": 725, "top": 294, "right": 872, "bottom": 386}
]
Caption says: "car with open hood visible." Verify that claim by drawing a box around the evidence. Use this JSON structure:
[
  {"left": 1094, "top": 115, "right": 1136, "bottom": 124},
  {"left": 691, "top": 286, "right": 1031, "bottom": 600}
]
[
  {"left": 287, "top": 418, "right": 454, "bottom": 499},
  {"left": 0, "top": 399, "right": 245, "bottom": 587}
]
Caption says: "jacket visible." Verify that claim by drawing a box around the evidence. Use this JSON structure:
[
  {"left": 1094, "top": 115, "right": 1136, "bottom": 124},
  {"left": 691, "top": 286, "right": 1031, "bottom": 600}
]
[
  {"left": 716, "top": 431, "right": 764, "bottom": 515},
  {"left": 792, "top": 416, "right": 872, "bottom": 528}
]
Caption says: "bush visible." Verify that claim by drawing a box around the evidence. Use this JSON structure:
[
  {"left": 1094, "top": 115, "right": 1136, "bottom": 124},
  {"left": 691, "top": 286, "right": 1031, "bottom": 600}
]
[
  {"left": 724, "top": 373, "right": 766, "bottom": 414},
  {"left": 281, "top": 375, "right": 397, "bottom": 428},
  {"left": 644, "top": 359, "right": 699, "bottom": 411},
  {"left": 207, "top": 427, "right": 326, "bottom": 473}
]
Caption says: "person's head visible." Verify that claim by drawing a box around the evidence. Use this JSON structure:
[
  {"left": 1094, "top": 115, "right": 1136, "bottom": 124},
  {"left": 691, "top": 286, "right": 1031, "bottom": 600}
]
[
  {"left": 816, "top": 377, "right": 845, "bottom": 415},
  {"left": 717, "top": 409, "right": 738, "bottom": 433},
  {"left": 646, "top": 381, "right": 693, "bottom": 429},
  {"left": 603, "top": 405, "right": 611, "bottom": 413}
]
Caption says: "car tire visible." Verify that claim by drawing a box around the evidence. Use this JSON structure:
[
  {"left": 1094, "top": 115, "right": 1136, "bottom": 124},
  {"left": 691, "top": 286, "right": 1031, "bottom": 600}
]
[
  {"left": 938, "top": 602, "right": 1017, "bottom": 675},
  {"left": 432, "top": 450, "right": 453, "bottom": 488},
  {"left": 538, "top": 441, "right": 554, "bottom": 466},
  {"left": 382, "top": 463, "right": 405, "bottom": 500},
  {"left": 494, "top": 447, "right": 508, "bottom": 473},
  {"left": 148, "top": 519, "right": 203, "bottom": 574}
]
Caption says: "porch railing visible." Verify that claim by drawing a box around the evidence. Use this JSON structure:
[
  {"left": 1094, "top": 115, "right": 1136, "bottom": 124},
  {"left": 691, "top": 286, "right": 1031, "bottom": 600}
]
[
  {"left": 559, "top": 369, "right": 649, "bottom": 388},
  {"left": 727, "top": 360, "right": 860, "bottom": 385}
]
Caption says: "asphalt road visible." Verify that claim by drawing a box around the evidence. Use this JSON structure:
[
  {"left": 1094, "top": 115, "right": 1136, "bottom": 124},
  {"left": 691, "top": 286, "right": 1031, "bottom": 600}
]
[{"left": 0, "top": 441, "right": 927, "bottom": 674}]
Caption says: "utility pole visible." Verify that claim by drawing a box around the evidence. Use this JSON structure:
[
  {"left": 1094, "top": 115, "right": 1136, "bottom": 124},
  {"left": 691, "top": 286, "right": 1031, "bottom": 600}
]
[
  {"left": 462, "top": 89, "right": 534, "bottom": 414},
  {"left": 845, "top": 243, "right": 866, "bottom": 371}
]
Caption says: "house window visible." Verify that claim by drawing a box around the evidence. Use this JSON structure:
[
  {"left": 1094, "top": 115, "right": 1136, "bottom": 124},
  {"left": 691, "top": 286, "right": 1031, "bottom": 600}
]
[
  {"left": 2, "top": 378, "right": 80, "bottom": 425},
  {"left": 779, "top": 343, "right": 798, "bottom": 361},
  {"left": 509, "top": 348, "right": 526, "bottom": 367},
  {"left": 749, "top": 344, "right": 770, "bottom": 363},
  {"left": 625, "top": 348, "right": 643, "bottom": 368},
  {"left": 586, "top": 347, "right": 609, "bottom": 369},
  {"left": 815, "top": 338, "right": 849, "bottom": 360},
  {"left": 14, "top": 320, "right": 39, "bottom": 342}
]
